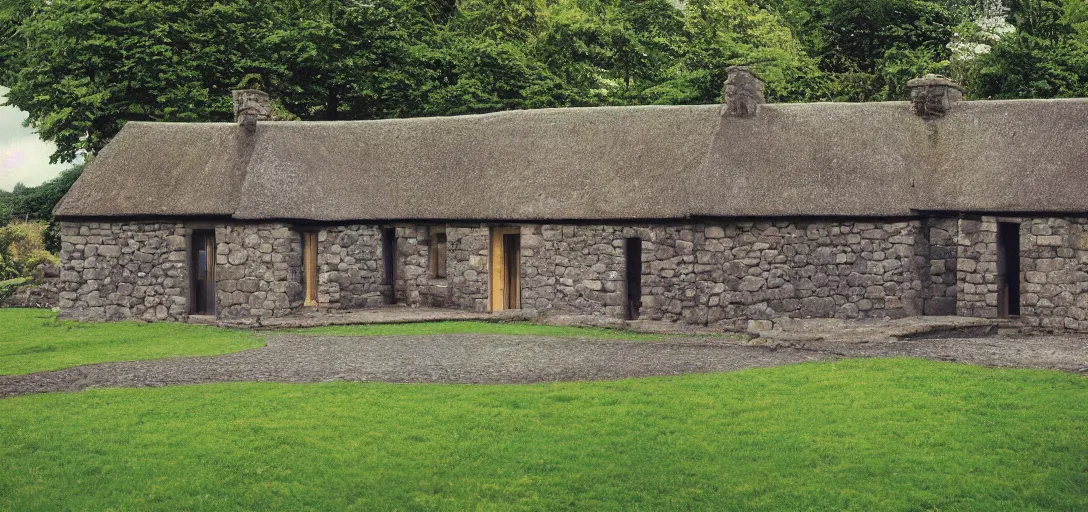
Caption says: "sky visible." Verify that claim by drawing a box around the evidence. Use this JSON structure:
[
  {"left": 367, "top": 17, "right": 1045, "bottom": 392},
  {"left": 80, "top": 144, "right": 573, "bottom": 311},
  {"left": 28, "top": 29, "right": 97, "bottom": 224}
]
[{"left": 0, "top": 85, "right": 70, "bottom": 191}]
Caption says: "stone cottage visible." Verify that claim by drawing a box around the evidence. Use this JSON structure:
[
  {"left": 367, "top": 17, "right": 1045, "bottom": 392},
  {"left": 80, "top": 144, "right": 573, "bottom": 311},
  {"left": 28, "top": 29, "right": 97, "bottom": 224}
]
[{"left": 53, "top": 70, "right": 1088, "bottom": 331}]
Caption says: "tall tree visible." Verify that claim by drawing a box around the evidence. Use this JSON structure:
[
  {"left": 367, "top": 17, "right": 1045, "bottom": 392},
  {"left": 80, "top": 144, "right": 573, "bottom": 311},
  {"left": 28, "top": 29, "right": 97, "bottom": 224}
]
[{"left": 3, "top": 0, "right": 276, "bottom": 163}]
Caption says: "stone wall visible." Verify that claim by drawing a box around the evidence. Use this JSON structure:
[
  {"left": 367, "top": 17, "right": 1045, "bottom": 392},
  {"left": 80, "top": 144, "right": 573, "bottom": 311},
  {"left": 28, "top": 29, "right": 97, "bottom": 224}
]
[
  {"left": 695, "top": 221, "right": 922, "bottom": 329},
  {"left": 0, "top": 263, "right": 61, "bottom": 308},
  {"left": 214, "top": 223, "right": 304, "bottom": 319},
  {"left": 446, "top": 225, "right": 490, "bottom": 312},
  {"left": 955, "top": 217, "right": 999, "bottom": 318},
  {"left": 1019, "top": 217, "right": 1088, "bottom": 331},
  {"left": 64, "top": 216, "right": 1088, "bottom": 331},
  {"left": 397, "top": 225, "right": 453, "bottom": 308},
  {"left": 521, "top": 225, "right": 628, "bottom": 317},
  {"left": 514, "top": 221, "right": 925, "bottom": 329},
  {"left": 918, "top": 217, "right": 958, "bottom": 315},
  {"left": 315, "top": 225, "right": 387, "bottom": 309},
  {"left": 58, "top": 221, "right": 189, "bottom": 321}
]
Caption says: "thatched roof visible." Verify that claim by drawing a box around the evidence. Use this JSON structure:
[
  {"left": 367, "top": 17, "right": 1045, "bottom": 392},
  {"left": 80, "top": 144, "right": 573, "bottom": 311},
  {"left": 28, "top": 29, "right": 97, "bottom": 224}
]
[{"left": 54, "top": 98, "right": 1088, "bottom": 221}]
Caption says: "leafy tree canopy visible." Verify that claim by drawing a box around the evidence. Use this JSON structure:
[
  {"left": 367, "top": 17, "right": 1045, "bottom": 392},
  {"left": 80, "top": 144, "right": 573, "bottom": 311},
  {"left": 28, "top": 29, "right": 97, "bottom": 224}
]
[{"left": 1, "top": 0, "right": 1085, "bottom": 164}]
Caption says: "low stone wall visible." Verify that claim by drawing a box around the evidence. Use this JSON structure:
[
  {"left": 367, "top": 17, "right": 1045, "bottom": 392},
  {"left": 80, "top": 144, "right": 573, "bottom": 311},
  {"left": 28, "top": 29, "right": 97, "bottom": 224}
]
[
  {"left": 58, "top": 221, "right": 189, "bottom": 321},
  {"left": 0, "top": 263, "right": 61, "bottom": 309}
]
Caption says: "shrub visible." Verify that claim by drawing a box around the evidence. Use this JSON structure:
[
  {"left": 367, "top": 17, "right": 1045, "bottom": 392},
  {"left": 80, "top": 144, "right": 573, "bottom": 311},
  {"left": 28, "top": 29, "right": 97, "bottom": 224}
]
[
  {"left": 0, "top": 223, "right": 58, "bottom": 280},
  {"left": 0, "top": 277, "right": 30, "bottom": 300}
]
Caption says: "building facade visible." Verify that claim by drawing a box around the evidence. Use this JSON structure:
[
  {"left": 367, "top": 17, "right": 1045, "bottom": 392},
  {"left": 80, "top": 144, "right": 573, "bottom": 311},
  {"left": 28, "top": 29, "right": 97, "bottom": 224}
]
[{"left": 53, "top": 72, "right": 1088, "bottom": 331}]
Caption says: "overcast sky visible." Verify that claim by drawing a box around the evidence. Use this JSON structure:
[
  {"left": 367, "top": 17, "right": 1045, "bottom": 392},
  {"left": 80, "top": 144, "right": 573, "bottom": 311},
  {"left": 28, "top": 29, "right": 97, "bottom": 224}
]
[{"left": 0, "top": 86, "right": 70, "bottom": 191}]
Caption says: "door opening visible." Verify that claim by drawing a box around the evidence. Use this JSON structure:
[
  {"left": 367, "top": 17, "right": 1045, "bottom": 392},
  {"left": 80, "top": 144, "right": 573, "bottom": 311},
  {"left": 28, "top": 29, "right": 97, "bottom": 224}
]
[
  {"left": 190, "top": 230, "right": 216, "bottom": 315},
  {"left": 625, "top": 237, "right": 642, "bottom": 320},
  {"left": 997, "top": 222, "right": 1021, "bottom": 317},
  {"left": 490, "top": 228, "right": 521, "bottom": 311},
  {"left": 382, "top": 227, "right": 396, "bottom": 305}
]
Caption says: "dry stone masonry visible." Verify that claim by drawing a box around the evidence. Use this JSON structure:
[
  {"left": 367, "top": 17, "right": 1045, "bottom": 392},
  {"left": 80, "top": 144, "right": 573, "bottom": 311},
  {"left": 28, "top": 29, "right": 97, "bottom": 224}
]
[
  {"left": 49, "top": 75, "right": 1088, "bottom": 333},
  {"left": 53, "top": 215, "right": 1088, "bottom": 332},
  {"left": 58, "top": 221, "right": 189, "bottom": 322},
  {"left": 214, "top": 223, "right": 304, "bottom": 319}
]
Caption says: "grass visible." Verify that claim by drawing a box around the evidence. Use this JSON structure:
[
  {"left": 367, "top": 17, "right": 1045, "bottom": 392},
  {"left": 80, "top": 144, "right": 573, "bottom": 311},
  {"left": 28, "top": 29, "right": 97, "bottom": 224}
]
[
  {"left": 0, "top": 309, "right": 265, "bottom": 375},
  {"left": 286, "top": 320, "right": 673, "bottom": 341},
  {"left": 0, "top": 310, "right": 699, "bottom": 375},
  {"left": 0, "top": 358, "right": 1085, "bottom": 511}
]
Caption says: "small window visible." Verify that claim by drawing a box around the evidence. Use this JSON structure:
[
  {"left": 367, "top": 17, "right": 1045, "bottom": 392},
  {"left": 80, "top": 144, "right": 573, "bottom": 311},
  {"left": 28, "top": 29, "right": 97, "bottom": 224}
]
[
  {"left": 302, "top": 231, "right": 318, "bottom": 306},
  {"left": 430, "top": 228, "right": 447, "bottom": 278}
]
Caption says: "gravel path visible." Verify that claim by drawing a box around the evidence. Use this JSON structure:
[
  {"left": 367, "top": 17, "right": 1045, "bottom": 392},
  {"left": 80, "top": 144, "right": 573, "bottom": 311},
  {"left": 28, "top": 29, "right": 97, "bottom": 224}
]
[{"left": 1, "top": 333, "right": 1085, "bottom": 398}]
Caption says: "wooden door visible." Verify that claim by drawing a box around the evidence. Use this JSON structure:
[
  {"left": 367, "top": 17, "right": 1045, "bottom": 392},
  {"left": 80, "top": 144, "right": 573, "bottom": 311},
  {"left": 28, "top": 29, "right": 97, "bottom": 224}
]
[
  {"left": 302, "top": 232, "right": 318, "bottom": 306},
  {"left": 190, "top": 231, "right": 216, "bottom": 315},
  {"left": 490, "top": 228, "right": 521, "bottom": 311}
]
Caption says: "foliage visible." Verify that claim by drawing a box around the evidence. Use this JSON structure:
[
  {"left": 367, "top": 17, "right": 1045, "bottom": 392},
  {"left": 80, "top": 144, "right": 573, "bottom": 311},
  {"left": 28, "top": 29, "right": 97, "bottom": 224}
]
[
  {"left": 0, "top": 276, "right": 29, "bottom": 300},
  {"left": 2, "top": 0, "right": 274, "bottom": 163},
  {"left": 0, "top": 358, "right": 1085, "bottom": 509},
  {"left": 0, "top": 199, "right": 11, "bottom": 226},
  {"left": 2, "top": 0, "right": 1088, "bottom": 163},
  {"left": 0, "top": 222, "right": 58, "bottom": 280},
  {"left": 0, "top": 309, "right": 265, "bottom": 375},
  {"left": 2, "top": 163, "right": 83, "bottom": 222},
  {"left": 1, "top": 163, "right": 83, "bottom": 257},
  {"left": 971, "top": 0, "right": 1088, "bottom": 98}
]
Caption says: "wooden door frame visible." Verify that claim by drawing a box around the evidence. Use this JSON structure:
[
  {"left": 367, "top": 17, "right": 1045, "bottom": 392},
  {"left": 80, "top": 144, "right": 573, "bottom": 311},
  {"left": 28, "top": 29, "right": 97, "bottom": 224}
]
[
  {"left": 489, "top": 227, "right": 522, "bottom": 312},
  {"left": 302, "top": 231, "right": 318, "bottom": 306}
]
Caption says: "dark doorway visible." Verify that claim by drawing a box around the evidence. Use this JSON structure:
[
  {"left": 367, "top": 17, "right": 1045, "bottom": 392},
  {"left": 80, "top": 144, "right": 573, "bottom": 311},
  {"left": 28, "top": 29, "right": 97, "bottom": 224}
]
[
  {"left": 382, "top": 227, "right": 396, "bottom": 304},
  {"left": 997, "top": 222, "right": 1021, "bottom": 317},
  {"left": 502, "top": 233, "right": 521, "bottom": 309},
  {"left": 190, "top": 230, "right": 216, "bottom": 315},
  {"left": 625, "top": 237, "right": 642, "bottom": 320}
]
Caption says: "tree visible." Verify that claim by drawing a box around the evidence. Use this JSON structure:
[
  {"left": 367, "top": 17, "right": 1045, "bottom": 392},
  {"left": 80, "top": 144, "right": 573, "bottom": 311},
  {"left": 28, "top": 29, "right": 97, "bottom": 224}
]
[
  {"left": 657, "top": 0, "right": 823, "bottom": 104},
  {"left": 3, "top": 0, "right": 277, "bottom": 163},
  {"left": 262, "top": 0, "right": 437, "bottom": 120},
  {"left": 972, "top": 0, "right": 1088, "bottom": 98}
]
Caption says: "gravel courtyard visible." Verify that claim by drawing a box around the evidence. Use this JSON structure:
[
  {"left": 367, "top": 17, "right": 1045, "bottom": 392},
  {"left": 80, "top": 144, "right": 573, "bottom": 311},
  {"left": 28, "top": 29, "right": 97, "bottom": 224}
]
[{"left": 2, "top": 332, "right": 1086, "bottom": 398}]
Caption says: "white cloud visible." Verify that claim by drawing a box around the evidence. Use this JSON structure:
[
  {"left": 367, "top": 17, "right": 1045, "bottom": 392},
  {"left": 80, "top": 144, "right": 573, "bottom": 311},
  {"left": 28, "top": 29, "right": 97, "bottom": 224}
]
[{"left": 0, "top": 86, "right": 70, "bottom": 191}]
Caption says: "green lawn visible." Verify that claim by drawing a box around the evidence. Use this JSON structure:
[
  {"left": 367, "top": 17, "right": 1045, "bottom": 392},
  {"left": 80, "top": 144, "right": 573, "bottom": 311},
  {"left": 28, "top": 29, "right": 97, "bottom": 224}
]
[
  {"left": 0, "top": 309, "right": 265, "bottom": 375},
  {"left": 0, "top": 310, "right": 685, "bottom": 376},
  {"left": 0, "top": 359, "right": 1085, "bottom": 511}
]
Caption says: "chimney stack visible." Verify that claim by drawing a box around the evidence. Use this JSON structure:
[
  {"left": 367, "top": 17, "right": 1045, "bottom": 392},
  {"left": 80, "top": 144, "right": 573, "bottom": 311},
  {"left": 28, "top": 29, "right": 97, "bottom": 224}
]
[
  {"left": 907, "top": 75, "right": 964, "bottom": 120},
  {"left": 722, "top": 66, "right": 765, "bottom": 118},
  {"left": 232, "top": 89, "right": 271, "bottom": 132}
]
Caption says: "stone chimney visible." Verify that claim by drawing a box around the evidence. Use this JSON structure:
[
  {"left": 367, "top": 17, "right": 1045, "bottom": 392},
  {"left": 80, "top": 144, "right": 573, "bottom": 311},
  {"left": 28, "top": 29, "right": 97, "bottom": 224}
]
[
  {"left": 722, "top": 66, "right": 765, "bottom": 118},
  {"left": 232, "top": 89, "right": 271, "bottom": 132},
  {"left": 907, "top": 74, "right": 964, "bottom": 120}
]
